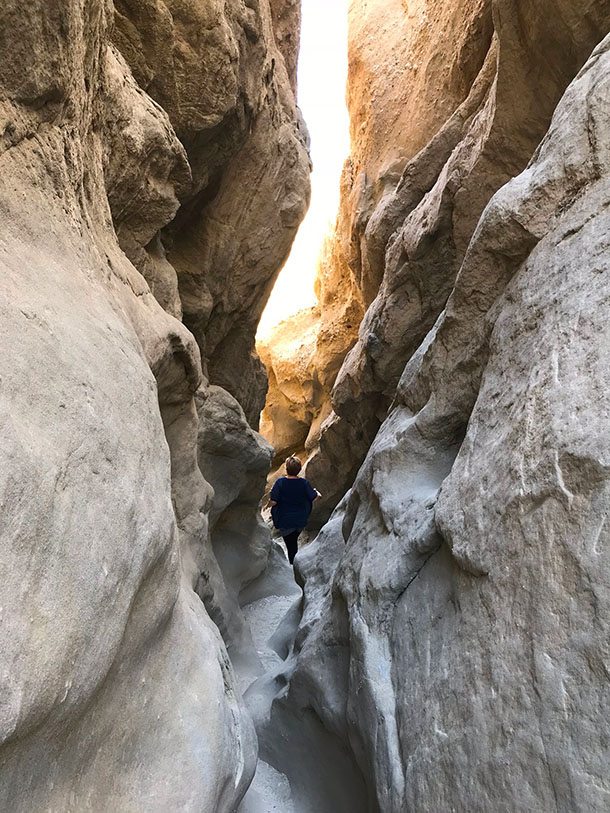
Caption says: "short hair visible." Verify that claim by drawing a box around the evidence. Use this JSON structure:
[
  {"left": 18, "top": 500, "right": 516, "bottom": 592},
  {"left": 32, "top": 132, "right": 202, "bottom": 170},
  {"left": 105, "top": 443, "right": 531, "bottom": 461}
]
[{"left": 285, "top": 456, "right": 302, "bottom": 476}]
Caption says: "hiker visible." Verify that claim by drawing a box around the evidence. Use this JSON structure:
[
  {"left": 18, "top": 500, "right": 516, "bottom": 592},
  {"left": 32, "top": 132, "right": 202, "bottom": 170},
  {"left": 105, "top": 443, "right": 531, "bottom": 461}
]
[{"left": 270, "top": 457, "right": 321, "bottom": 564}]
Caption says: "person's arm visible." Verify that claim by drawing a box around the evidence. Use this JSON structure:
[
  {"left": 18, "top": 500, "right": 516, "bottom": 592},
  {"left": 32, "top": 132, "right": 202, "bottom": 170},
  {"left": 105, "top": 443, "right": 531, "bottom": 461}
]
[
  {"left": 306, "top": 480, "right": 321, "bottom": 502},
  {"left": 269, "top": 480, "right": 281, "bottom": 508}
]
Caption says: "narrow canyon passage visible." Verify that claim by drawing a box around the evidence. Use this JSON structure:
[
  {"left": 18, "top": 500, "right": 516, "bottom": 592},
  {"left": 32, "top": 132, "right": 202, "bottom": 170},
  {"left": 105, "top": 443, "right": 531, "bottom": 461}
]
[
  {"left": 2, "top": 1, "right": 610, "bottom": 812},
  {"left": 234, "top": 2, "right": 610, "bottom": 810},
  {"left": 233, "top": 532, "right": 370, "bottom": 813},
  {"left": 237, "top": 560, "right": 301, "bottom": 813}
]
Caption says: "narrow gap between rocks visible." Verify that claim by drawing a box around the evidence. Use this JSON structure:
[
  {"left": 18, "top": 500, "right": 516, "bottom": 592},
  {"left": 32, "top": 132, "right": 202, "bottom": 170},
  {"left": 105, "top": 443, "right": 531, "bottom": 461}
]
[
  {"left": 256, "top": 0, "right": 349, "bottom": 485},
  {"left": 236, "top": 3, "right": 351, "bottom": 810}
]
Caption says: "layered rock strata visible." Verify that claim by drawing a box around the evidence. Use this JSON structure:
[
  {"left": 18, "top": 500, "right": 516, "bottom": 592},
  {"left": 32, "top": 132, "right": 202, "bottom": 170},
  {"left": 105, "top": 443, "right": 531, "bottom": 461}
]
[
  {"left": 0, "top": 0, "right": 308, "bottom": 810},
  {"left": 268, "top": 33, "right": 610, "bottom": 812}
]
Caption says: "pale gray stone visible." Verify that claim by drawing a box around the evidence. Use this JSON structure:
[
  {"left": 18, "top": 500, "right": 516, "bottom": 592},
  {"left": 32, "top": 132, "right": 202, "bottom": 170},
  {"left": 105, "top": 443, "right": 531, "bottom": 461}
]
[{"left": 271, "top": 33, "right": 610, "bottom": 813}]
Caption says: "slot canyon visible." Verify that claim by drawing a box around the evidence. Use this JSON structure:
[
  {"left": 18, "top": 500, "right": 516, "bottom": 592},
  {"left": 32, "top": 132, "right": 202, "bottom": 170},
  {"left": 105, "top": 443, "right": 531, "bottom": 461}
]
[{"left": 1, "top": 1, "right": 610, "bottom": 811}]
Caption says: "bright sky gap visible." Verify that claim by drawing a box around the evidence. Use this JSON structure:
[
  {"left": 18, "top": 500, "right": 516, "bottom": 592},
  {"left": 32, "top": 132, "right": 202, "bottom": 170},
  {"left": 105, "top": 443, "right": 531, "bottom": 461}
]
[{"left": 257, "top": 0, "right": 349, "bottom": 339}]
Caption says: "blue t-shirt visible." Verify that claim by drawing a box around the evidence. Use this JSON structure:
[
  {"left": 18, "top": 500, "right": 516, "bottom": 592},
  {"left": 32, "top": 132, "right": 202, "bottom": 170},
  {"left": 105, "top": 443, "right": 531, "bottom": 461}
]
[{"left": 270, "top": 477, "right": 317, "bottom": 531}]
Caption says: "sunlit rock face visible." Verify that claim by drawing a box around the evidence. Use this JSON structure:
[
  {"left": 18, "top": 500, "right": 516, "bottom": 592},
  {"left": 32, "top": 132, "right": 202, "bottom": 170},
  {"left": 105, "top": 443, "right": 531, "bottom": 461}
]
[
  {"left": 259, "top": 307, "right": 321, "bottom": 465},
  {"left": 276, "top": 33, "right": 610, "bottom": 811},
  {"left": 0, "top": 0, "right": 308, "bottom": 809},
  {"left": 282, "top": 0, "right": 610, "bottom": 523}
]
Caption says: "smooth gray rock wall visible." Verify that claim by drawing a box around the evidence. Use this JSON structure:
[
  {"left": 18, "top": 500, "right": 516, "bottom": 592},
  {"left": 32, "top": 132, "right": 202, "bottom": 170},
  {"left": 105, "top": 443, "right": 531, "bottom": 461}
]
[
  {"left": 0, "top": 0, "right": 308, "bottom": 807},
  {"left": 274, "top": 34, "right": 610, "bottom": 813}
]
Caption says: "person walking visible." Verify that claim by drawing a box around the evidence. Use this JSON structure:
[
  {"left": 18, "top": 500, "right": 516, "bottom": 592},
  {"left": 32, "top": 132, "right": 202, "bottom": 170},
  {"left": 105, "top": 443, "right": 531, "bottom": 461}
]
[{"left": 270, "top": 457, "right": 321, "bottom": 564}]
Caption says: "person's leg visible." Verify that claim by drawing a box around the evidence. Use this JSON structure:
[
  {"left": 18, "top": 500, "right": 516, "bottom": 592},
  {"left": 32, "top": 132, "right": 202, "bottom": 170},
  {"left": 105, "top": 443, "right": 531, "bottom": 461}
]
[{"left": 282, "top": 530, "right": 300, "bottom": 564}]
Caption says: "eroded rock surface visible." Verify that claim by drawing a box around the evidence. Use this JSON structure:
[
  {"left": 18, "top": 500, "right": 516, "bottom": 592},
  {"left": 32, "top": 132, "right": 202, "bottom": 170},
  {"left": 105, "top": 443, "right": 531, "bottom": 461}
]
[
  {"left": 113, "top": 0, "right": 311, "bottom": 426},
  {"left": 0, "top": 0, "right": 308, "bottom": 810},
  {"left": 264, "top": 0, "right": 610, "bottom": 524},
  {"left": 259, "top": 307, "right": 321, "bottom": 465},
  {"left": 270, "top": 33, "right": 610, "bottom": 812},
  {"left": 4, "top": 0, "right": 610, "bottom": 810}
]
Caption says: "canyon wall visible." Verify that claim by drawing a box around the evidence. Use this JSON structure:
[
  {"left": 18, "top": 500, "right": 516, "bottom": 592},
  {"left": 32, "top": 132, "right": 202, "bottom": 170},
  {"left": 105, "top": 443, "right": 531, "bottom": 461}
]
[
  {"left": 262, "top": 9, "right": 610, "bottom": 813},
  {"left": 3, "top": 0, "right": 610, "bottom": 811},
  {"left": 0, "top": 0, "right": 308, "bottom": 810},
  {"left": 262, "top": 0, "right": 610, "bottom": 526},
  {"left": 114, "top": 0, "right": 310, "bottom": 426},
  {"left": 259, "top": 306, "right": 321, "bottom": 465}
]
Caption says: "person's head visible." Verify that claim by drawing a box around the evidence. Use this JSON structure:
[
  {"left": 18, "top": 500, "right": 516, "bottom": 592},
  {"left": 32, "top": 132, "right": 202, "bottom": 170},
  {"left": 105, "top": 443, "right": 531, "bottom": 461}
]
[{"left": 285, "top": 456, "right": 302, "bottom": 477}]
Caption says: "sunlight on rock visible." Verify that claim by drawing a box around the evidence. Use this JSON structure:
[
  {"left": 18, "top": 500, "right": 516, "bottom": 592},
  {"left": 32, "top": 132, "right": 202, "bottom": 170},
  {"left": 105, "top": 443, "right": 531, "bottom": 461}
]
[
  {"left": 257, "top": 0, "right": 349, "bottom": 340},
  {"left": 2, "top": 1, "right": 610, "bottom": 811}
]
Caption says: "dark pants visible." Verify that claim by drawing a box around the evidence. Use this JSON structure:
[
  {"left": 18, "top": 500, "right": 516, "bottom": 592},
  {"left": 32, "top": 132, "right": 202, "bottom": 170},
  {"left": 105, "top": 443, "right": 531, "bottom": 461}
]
[{"left": 282, "top": 530, "right": 301, "bottom": 564}]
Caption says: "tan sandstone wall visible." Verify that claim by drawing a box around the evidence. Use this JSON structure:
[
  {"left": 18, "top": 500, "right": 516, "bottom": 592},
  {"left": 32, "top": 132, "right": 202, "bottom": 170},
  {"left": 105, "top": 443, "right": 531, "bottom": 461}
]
[
  {"left": 259, "top": 306, "right": 321, "bottom": 465},
  {"left": 261, "top": 0, "right": 492, "bottom": 494},
  {"left": 262, "top": 0, "right": 610, "bottom": 527}
]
